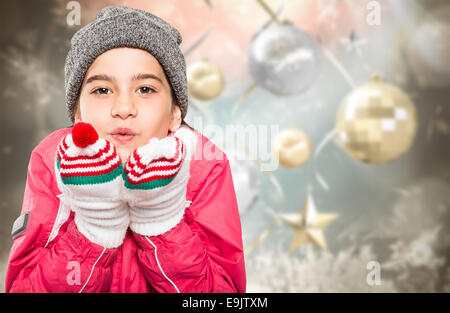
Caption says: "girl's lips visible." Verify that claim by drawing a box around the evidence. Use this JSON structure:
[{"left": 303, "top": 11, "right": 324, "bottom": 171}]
[{"left": 111, "top": 134, "right": 136, "bottom": 144}]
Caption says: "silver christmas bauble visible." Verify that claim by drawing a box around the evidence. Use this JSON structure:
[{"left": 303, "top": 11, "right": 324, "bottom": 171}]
[
  {"left": 227, "top": 149, "right": 261, "bottom": 216},
  {"left": 249, "top": 23, "right": 319, "bottom": 95}
]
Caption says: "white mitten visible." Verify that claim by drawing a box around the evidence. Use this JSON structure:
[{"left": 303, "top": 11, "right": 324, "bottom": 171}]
[
  {"left": 123, "top": 126, "right": 197, "bottom": 237},
  {"left": 55, "top": 122, "right": 129, "bottom": 248}
]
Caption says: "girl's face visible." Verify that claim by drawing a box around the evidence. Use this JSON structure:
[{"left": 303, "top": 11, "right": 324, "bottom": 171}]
[{"left": 75, "top": 47, "right": 181, "bottom": 164}]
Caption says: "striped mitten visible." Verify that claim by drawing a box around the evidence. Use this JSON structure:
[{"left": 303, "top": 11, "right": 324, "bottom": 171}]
[
  {"left": 123, "top": 126, "right": 197, "bottom": 237},
  {"left": 55, "top": 122, "right": 129, "bottom": 248}
]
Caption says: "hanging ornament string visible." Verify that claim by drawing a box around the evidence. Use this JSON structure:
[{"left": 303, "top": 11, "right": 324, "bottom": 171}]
[
  {"left": 244, "top": 200, "right": 283, "bottom": 256},
  {"left": 312, "top": 42, "right": 358, "bottom": 190},
  {"left": 244, "top": 212, "right": 281, "bottom": 256},
  {"left": 223, "top": 129, "right": 285, "bottom": 201},
  {"left": 232, "top": 1, "right": 284, "bottom": 114},
  {"left": 183, "top": 0, "right": 215, "bottom": 57},
  {"left": 231, "top": 82, "right": 258, "bottom": 115},
  {"left": 313, "top": 128, "right": 338, "bottom": 191},
  {"left": 183, "top": 25, "right": 214, "bottom": 57},
  {"left": 256, "top": 0, "right": 281, "bottom": 24},
  {"left": 321, "top": 46, "right": 356, "bottom": 89},
  {"left": 203, "top": 0, "right": 213, "bottom": 10}
]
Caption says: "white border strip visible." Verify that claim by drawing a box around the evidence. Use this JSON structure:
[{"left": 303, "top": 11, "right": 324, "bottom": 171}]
[
  {"left": 45, "top": 194, "right": 71, "bottom": 248},
  {"left": 79, "top": 247, "right": 107, "bottom": 293},
  {"left": 145, "top": 236, "right": 180, "bottom": 293}
]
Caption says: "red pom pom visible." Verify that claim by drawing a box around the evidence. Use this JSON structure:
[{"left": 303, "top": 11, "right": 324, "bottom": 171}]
[{"left": 72, "top": 122, "right": 99, "bottom": 148}]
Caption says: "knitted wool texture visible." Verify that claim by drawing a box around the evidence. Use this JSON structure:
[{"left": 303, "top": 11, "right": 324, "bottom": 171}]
[
  {"left": 124, "top": 135, "right": 184, "bottom": 190},
  {"left": 55, "top": 122, "right": 129, "bottom": 248},
  {"left": 123, "top": 126, "right": 197, "bottom": 237},
  {"left": 56, "top": 123, "right": 124, "bottom": 185}
]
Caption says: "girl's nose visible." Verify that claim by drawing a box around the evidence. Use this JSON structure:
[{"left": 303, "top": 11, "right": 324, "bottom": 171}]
[{"left": 111, "top": 96, "right": 137, "bottom": 119}]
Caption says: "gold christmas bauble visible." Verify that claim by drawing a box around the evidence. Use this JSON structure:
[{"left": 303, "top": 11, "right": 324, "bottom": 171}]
[
  {"left": 187, "top": 58, "right": 226, "bottom": 101},
  {"left": 272, "top": 126, "right": 312, "bottom": 168},
  {"left": 336, "top": 74, "right": 418, "bottom": 164}
]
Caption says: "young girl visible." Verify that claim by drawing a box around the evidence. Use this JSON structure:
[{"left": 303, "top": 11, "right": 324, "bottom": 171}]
[{"left": 5, "top": 6, "right": 246, "bottom": 293}]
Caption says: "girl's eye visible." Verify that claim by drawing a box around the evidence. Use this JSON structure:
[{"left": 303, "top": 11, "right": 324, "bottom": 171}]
[
  {"left": 92, "top": 88, "right": 111, "bottom": 95},
  {"left": 137, "top": 86, "right": 154, "bottom": 94}
]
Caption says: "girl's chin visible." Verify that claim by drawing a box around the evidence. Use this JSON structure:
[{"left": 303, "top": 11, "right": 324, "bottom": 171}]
[{"left": 117, "top": 149, "right": 132, "bottom": 164}]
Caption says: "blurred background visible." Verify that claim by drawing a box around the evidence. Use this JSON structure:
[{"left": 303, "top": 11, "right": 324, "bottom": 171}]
[{"left": 0, "top": 0, "right": 449, "bottom": 292}]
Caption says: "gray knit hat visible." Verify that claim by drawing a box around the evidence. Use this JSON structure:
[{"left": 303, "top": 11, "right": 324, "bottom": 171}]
[{"left": 64, "top": 6, "right": 187, "bottom": 123}]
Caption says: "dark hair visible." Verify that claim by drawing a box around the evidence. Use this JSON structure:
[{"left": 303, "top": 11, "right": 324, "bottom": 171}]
[
  {"left": 169, "top": 86, "right": 194, "bottom": 131},
  {"left": 181, "top": 119, "right": 193, "bottom": 130}
]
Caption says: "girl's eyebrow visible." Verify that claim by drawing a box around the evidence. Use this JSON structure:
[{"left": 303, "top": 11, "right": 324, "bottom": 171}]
[
  {"left": 131, "top": 73, "right": 163, "bottom": 84},
  {"left": 84, "top": 73, "right": 163, "bottom": 85},
  {"left": 84, "top": 74, "right": 116, "bottom": 85}
]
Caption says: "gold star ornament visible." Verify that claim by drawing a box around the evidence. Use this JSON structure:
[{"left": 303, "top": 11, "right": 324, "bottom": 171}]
[{"left": 279, "top": 186, "right": 339, "bottom": 253}]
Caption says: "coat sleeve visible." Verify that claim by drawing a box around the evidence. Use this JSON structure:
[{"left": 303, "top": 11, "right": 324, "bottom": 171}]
[
  {"left": 132, "top": 157, "right": 247, "bottom": 293},
  {"left": 5, "top": 150, "right": 119, "bottom": 293}
]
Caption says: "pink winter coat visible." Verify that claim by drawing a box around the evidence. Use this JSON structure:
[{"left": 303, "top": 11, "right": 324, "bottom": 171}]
[{"left": 5, "top": 126, "right": 246, "bottom": 293}]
